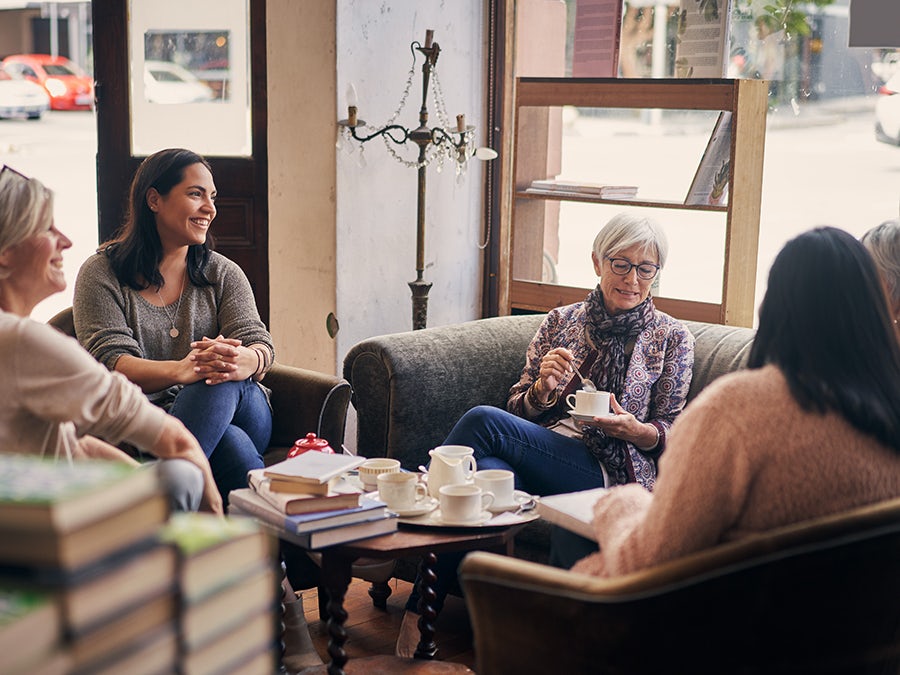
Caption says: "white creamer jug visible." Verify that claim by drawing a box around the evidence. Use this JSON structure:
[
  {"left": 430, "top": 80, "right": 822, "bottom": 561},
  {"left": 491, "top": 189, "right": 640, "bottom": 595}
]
[{"left": 427, "top": 445, "right": 477, "bottom": 499}]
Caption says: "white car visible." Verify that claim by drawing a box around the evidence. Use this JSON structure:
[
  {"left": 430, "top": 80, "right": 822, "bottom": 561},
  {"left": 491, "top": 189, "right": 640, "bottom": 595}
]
[
  {"left": 0, "top": 69, "right": 50, "bottom": 119},
  {"left": 875, "top": 72, "right": 900, "bottom": 146},
  {"left": 143, "top": 60, "right": 215, "bottom": 104}
]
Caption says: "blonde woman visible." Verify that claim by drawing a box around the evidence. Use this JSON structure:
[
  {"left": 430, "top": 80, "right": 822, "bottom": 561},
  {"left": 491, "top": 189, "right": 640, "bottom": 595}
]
[{"left": 0, "top": 165, "right": 221, "bottom": 514}]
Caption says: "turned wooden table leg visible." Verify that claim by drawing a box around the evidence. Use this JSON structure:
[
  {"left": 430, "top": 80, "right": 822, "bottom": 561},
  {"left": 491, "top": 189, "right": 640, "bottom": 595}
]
[
  {"left": 320, "top": 552, "right": 354, "bottom": 675},
  {"left": 414, "top": 551, "right": 439, "bottom": 659},
  {"left": 368, "top": 580, "right": 392, "bottom": 609}
]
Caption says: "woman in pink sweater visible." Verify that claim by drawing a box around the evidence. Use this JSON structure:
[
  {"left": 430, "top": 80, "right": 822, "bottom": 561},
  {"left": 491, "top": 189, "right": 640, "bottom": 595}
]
[{"left": 573, "top": 226, "right": 900, "bottom": 577}]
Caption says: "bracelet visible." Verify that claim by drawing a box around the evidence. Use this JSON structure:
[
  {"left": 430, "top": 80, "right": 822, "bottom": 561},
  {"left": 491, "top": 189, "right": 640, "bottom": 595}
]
[
  {"left": 253, "top": 348, "right": 264, "bottom": 377},
  {"left": 526, "top": 380, "right": 558, "bottom": 411}
]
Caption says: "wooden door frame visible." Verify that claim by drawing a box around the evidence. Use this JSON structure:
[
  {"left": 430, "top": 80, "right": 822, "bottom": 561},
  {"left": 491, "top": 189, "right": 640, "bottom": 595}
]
[{"left": 92, "top": 0, "right": 270, "bottom": 320}]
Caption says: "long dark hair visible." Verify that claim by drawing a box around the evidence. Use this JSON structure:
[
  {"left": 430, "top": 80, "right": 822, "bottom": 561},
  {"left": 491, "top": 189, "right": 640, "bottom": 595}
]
[
  {"left": 749, "top": 227, "right": 900, "bottom": 452},
  {"left": 102, "top": 148, "right": 214, "bottom": 290}
]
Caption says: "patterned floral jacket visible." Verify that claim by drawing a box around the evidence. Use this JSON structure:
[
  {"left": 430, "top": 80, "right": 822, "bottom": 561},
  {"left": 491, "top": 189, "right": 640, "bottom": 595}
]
[{"left": 507, "top": 300, "right": 695, "bottom": 490}]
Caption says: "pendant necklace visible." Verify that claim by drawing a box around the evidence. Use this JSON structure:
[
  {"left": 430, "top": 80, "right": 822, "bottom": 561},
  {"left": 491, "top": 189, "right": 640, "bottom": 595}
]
[{"left": 156, "top": 269, "right": 186, "bottom": 339}]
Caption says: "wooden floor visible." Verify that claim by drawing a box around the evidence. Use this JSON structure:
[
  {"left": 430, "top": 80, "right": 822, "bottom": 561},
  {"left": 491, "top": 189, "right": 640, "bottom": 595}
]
[{"left": 299, "top": 578, "right": 476, "bottom": 670}]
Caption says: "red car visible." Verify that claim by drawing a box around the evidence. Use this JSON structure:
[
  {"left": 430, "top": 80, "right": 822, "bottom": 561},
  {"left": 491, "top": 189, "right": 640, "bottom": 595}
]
[{"left": 1, "top": 54, "right": 93, "bottom": 110}]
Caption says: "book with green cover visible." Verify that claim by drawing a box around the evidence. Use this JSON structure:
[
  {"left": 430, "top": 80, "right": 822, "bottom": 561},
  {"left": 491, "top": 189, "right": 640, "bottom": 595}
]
[
  {"left": 0, "top": 587, "right": 62, "bottom": 671},
  {"left": 160, "top": 513, "right": 275, "bottom": 602},
  {"left": 0, "top": 454, "right": 160, "bottom": 533}
]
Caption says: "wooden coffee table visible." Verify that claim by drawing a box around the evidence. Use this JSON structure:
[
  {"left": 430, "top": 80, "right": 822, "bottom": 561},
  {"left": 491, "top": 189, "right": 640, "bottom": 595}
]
[{"left": 317, "top": 523, "right": 529, "bottom": 675}]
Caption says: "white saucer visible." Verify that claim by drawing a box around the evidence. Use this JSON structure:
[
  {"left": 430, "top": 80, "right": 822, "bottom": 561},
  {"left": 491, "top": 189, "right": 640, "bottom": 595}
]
[
  {"left": 488, "top": 489, "right": 534, "bottom": 514},
  {"left": 432, "top": 509, "right": 493, "bottom": 527},
  {"left": 388, "top": 498, "right": 438, "bottom": 518},
  {"left": 568, "top": 411, "right": 613, "bottom": 423}
]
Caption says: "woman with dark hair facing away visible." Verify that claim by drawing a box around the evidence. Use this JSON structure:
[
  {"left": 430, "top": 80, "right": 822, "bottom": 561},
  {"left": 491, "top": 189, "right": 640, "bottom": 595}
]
[
  {"left": 73, "top": 148, "right": 274, "bottom": 505},
  {"left": 571, "top": 227, "right": 900, "bottom": 577}
]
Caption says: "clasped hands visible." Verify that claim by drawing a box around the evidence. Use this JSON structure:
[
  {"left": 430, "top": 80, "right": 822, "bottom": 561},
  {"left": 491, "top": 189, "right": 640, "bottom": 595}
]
[
  {"left": 538, "top": 347, "right": 655, "bottom": 448},
  {"left": 188, "top": 335, "right": 256, "bottom": 385}
]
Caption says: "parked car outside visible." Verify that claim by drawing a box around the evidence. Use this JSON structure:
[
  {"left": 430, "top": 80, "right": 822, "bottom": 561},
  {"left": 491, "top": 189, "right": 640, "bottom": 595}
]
[
  {"left": 1, "top": 54, "right": 93, "bottom": 111},
  {"left": 143, "top": 60, "right": 215, "bottom": 104},
  {"left": 875, "top": 71, "right": 900, "bottom": 146},
  {"left": 0, "top": 69, "right": 50, "bottom": 119}
]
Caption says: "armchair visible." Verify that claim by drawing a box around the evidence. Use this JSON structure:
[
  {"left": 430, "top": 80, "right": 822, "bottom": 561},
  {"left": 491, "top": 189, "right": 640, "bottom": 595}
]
[{"left": 460, "top": 497, "right": 900, "bottom": 674}]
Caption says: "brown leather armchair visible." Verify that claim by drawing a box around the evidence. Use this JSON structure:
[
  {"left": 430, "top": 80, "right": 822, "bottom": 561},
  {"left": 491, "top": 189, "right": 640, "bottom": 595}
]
[
  {"left": 47, "top": 306, "right": 351, "bottom": 461},
  {"left": 460, "top": 497, "right": 900, "bottom": 675}
]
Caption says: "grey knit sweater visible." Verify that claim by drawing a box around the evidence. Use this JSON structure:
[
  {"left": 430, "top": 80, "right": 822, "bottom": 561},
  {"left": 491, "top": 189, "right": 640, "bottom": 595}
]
[{"left": 73, "top": 250, "right": 274, "bottom": 406}]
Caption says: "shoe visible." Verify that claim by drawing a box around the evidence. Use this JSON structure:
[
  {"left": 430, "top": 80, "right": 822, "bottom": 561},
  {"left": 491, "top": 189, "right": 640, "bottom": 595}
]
[
  {"left": 394, "top": 609, "right": 420, "bottom": 658},
  {"left": 281, "top": 584, "right": 324, "bottom": 672}
]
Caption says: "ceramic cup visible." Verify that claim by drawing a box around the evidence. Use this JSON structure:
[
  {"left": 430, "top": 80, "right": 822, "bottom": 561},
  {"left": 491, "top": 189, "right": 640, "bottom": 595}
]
[
  {"left": 377, "top": 472, "right": 428, "bottom": 511},
  {"left": 474, "top": 469, "right": 515, "bottom": 509},
  {"left": 439, "top": 484, "right": 494, "bottom": 524},
  {"left": 565, "top": 390, "right": 611, "bottom": 417},
  {"left": 358, "top": 457, "right": 401, "bottom": 491}
]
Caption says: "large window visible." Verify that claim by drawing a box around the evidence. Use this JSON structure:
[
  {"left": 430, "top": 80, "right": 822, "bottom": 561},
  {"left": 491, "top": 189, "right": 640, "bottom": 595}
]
[{"left": 503, "top": 0, "right": 897, "bottom": 324}]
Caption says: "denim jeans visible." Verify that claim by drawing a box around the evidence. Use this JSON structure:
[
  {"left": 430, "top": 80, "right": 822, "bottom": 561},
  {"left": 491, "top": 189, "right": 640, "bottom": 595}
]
[
  {"left": 168, "top": 378, "right": 271, "bottom": 504},
  {"left": 444, "top": 405, "right": 606, "bottom": 495},
  {"left": 406, "top": 405, "right": 606, "bottom": 613}
]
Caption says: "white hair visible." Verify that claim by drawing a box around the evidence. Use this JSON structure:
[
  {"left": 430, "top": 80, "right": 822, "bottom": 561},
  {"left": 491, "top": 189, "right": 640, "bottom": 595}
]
[{"left": 592, "top": 212, "right": 669, "bottom": 268}]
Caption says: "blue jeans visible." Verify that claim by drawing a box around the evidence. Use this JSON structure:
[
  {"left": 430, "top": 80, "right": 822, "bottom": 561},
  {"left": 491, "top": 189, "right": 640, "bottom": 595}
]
[
  {"left": 168, "top": 379, "right": 271, "bottom": 504},
  {"left": 406, "top": 405, "right": 606, "bottom": 612},
  {"left": 444, "top": 405, "right": 606, "bottom": 495}
]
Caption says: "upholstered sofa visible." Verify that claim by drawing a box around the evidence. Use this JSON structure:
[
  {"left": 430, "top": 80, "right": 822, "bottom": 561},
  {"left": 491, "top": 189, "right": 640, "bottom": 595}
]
[{"left": 343, "top": 314, "right": 756, "bottom": 565}]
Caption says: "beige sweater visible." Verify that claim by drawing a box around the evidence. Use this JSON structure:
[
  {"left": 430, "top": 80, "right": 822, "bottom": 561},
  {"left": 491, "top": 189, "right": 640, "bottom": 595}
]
[
  {"left": 0, "top": 312, "right": 166, "bottom": 458},
  {"left": 572, "top": 365, "right": 900, "bottom": 577}
]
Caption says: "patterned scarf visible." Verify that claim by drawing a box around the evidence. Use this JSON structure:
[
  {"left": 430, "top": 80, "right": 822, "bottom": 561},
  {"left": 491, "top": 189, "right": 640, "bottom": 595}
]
[{"left": 582, "top": 286, "right": 656, "bottom": 485}]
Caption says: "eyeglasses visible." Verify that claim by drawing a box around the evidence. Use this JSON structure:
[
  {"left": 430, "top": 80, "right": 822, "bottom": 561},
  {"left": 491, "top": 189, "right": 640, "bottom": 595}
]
[
  {"left": 1, "top": 164, "right": 30, "bottom": 182},
  {"left": 606, "top": 257, "right": 660, "bottom": 281}
]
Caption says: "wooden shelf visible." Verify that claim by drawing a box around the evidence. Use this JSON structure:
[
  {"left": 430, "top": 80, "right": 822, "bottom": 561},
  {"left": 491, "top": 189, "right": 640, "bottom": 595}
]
[
  {"left": 504, "top": 77, "right": 767, "bottom": 327},
  {"left": 518, "top": 189, "right": 729, "bottom": 212}
]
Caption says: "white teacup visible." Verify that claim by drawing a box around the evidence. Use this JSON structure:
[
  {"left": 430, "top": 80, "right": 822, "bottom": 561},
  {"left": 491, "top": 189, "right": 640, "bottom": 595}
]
[
  {"left": 358, "top": 457, "right": 401, "bottom": 490},
  {"left": 377, "top": 472, "right": 428, "bottom": 512},
  {"left": 474, "top": 469, "right": 515, "bottom": 509},
  {"left": 439, "top": 484, "right": 494, "bottom": 524},
  {"left": 566, "top": 390, "right": 611, "bottom": 417}
]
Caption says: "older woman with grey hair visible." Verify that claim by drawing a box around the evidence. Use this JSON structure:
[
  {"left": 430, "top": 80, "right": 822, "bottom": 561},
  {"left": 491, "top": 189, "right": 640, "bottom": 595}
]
[
  {"left": 0, "top": 165, "right": 221, "bottom": 515},
  {"left": 396, "top": 212, "right": 695, "bottom": 655},
  {"left": 862, "top": 219, "right": 900, "bottom": 325},
  {"left": 445, "top": 211, "right": 695, "bottom": 492}
]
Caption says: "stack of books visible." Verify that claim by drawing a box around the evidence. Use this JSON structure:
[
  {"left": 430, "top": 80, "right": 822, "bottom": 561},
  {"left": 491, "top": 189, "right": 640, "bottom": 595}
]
[
  {"left": 160, "top": 512, "right": 278, "bottom": 675},
  {"left": 527, "top": 178, "right": 639, "bottom": 200},
  {"left": 229, "top": 452, "right": 397, "bottom": 548},
  {"left": 0, "top": 587, "right": 67, "bottom": 675},
  {"left": 0, "top": 454, "right": 175, "bottom": 674}
]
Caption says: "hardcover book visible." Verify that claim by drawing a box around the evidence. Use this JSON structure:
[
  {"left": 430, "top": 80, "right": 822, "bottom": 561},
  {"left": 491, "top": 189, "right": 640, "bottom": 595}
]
[
  {"left": 248, "top": 469, "right": 360, "bottom": 515},
  {"left": 0, "top": 539, "right": 177, "bottom": 635},
  {"left": 159, "top": 512, "right": 275, "bottom": 603},
  {"left": 535, "top": 487, "right": 607, "bottom": 541},
  {"left": 262, "top": 451, "right": 365, "bottom": 486},
  {"left": 229, "top": 503, "right": 398, "bottom": 550},
  {"left": 0, "top": 454, "right": 161, "bottom": 533},
  {"left": 673, "top": 0, "right": 734, "bottom": 78},
  {"left": 685, "top": 111, "right": 732, "bottom": 206},
  {"left": 0, "top": 587, "right": 62, "bottom": 674},
  {"left": 0, "top": 493, "right": 168, "bottom": 571},
  {"left": 230, "top": 487, "right": 388, "bottom": 534}
]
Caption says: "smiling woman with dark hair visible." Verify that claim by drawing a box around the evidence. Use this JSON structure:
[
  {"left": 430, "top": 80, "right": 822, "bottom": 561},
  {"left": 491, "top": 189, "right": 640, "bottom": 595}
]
[
  {"left": 73, "top": 148, "right": 275, "bottom": 506},
  {"left": 572, "top": 226, "right": 900, "bottom": 578}
]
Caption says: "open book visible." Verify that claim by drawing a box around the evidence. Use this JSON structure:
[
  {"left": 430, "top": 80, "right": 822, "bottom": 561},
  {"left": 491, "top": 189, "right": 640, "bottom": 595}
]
[{"left": 535, "top": 487, "right": 607, "bottom": 541}]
